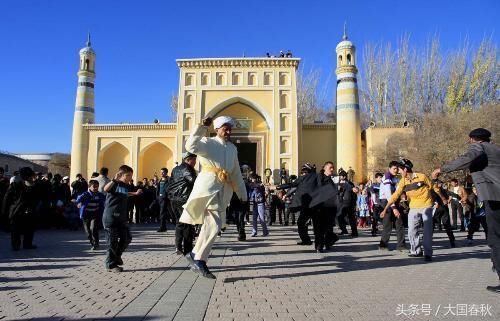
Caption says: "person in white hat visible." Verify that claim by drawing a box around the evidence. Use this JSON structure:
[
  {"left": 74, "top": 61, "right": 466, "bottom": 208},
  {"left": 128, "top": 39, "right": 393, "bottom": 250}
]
[{"left": 179, "top": 115, "right": 247, "bottom": 278}]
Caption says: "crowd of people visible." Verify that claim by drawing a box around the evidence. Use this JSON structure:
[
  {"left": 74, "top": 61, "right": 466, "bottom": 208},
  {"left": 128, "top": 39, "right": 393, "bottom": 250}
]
[{"left": 0, "top": 122, "right": 498, "bottom": 293}]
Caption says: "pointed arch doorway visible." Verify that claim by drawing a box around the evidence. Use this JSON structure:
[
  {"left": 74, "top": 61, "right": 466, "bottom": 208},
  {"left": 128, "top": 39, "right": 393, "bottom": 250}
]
[{"left": 210, "top": 99, "right": 269, "bottom": 177}]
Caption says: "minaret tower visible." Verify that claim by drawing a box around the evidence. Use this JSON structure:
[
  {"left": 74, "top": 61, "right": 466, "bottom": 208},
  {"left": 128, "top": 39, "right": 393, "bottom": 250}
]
[
  {"left": 70, "top": 34, "right": 96, "bottom": 180},
  {"left": 335, "top": 24, "right": 362, "bottom": 182}
]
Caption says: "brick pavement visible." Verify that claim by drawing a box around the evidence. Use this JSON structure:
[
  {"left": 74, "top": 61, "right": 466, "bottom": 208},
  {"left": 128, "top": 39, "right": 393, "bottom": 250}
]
[{"left": 0, "top": 223, "right": 498, "bottom": 321}]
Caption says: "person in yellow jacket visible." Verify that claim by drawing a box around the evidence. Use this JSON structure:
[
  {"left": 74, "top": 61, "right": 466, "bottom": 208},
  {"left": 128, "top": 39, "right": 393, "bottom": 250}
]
[
  {"left": 179, "top": 115, "right": 247, "bottom": 279},
  {"left": 380, "top": 159, "right": 443, "bottom": 262}
]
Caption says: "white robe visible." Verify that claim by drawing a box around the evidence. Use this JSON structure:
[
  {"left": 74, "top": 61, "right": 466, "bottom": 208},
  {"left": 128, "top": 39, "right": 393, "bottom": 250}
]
[{"left": 179, "top": 125, "right": 248, "bottom": 225}]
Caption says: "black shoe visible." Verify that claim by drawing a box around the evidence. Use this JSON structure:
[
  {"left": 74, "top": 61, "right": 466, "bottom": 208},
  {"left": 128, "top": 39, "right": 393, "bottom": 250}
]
[
  {"left": 424, "top": 255, "right": 432, "bottom": 262},
  {"left": 23, "top": 245, "right": 37, "bottom": 250},
  {"left": 107, "top": 266, "right": 123, "bottom": 273},
  {"left": 190, "top": 261, "right": 216, "bottom": 279},
  {"left": 237, "top": 235, "right": 246, "bottom": 241},
  {"left": 324, "top": 245, "right": 332, "bottom": 251},
  {"left": 157, "top": 228, "right": 167, "bottom": 232},
  {"left": 297, "top": 241, "right": 313, "bottom": 245},
  {"left": 116, "top": 257, "right": 123, "bottom": 266},
  {"left": 450, "top": 240, "right": 456, "bottom": 248},
  {"left": 486, "top": 285, "right": 500, "bottom": 293},
  {"left": 378, "top": 246, "right": 389, "bottom": 251},
  {"left": 339, "top": 231, "right": 348, "bottom": 235},
  {"left": 12, "top": 246, "right": 20, "bottom": 251},
  {"left": 350, "top": 233, "right": 358, "bottom": 238},
  {"left": 175, "top": 248, "right": 183, "bottom": 255},
  {"left": 329, "top": 234, "right": 339, "bottom": 246},
  {"left": 408, "top": 253, "right": 423, "bottom": 258},
  {"left": 316, "top": 248, "right": 324, "bottom": 253}
]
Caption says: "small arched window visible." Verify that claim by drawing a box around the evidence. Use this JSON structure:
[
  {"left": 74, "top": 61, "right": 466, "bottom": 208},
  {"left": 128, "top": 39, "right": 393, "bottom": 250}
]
[
  {"left": 347, "top": 54, "right": 351, "bottom": 65},
  {"left": 216, "top": 73, "right": 224, "bottom": 85},
  {"left": 280, "top": 93, "right": 288, "bottom": 108},
  {"left": 248, "top": 73, "right": 256, "bottom": 85},
  {"left": 264, "top": 72, "right": 271, "bottom": 85},
  {"left": 338, "top": 55, "right": 343, "bottom": 65},
  {"left": 185, "top": 94, "right": 193, "bottom": 109},
  {"left": 185, "top": 74, "right": 193, "bottom": 86},
  {"left": 84, "top": 59, "right": 90, "bottom": 70},
  {"left": 201, "top": 73, "right": 209, "bottom": 86},
  {"left": 281, "top": 139, "right": 288, "bottom": 154},
  {"left": 232, "top": 73, "right": 240, "bottom": 85}
]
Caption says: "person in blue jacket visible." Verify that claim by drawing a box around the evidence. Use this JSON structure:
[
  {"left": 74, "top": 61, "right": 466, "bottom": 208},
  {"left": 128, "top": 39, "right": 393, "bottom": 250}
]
[{"left": 76, "top": 179, "right": 105, "bottom": 250}]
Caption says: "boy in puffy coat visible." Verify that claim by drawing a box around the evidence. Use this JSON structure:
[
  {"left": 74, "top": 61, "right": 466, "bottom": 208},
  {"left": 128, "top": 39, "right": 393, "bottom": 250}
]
[{"left": 76, "top": 180, "right": 105, "bottom": 250}]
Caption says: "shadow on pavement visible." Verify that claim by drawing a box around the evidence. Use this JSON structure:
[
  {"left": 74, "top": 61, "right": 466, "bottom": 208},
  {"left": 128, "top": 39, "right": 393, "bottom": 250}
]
[{"left": 220, "top": 245, "right": 490, "bottom": 283}]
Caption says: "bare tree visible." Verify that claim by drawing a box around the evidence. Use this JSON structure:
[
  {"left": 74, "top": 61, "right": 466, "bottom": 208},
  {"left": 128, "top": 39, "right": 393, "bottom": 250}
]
[
  {"left": 169, "top": 93, "right": 178, "bottom": 122},
  {"left": 445, "top": 39, "right": 469, "bottom": 114},
  {"left": 360, "top": 33, "right": 498, "bottom": 125},
  {"left": 371, "top": 103, "right": 500, "bottom": 177},
  {"left": 296, "top": 67, "right": 333, "bottom": 122}
]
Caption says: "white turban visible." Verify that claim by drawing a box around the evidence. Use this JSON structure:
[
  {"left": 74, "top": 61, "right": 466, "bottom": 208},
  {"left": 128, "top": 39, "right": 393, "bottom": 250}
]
[{"left": 213, "top": 116, "right": 235, "bottom": 129}]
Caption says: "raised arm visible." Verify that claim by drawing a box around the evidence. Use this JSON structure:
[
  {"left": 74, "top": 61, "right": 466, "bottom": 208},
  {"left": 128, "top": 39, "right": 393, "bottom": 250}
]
[
  {"left": 185, "top": 117, "right": 213, "bottom": 157},
  {"left": 441, "top": 143, "right": 485, "bottom": 173}
]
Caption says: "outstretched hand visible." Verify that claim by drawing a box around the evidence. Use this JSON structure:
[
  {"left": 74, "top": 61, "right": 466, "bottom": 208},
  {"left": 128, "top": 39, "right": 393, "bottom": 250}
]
[{"left": 431, "top": 168, "right": 441, "bottom": 180}]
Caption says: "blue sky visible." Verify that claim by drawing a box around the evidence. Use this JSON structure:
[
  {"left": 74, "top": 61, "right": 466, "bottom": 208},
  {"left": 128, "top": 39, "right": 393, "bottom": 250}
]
[{"left": 1, "top": 0, "right": 498, "bottom": 153}]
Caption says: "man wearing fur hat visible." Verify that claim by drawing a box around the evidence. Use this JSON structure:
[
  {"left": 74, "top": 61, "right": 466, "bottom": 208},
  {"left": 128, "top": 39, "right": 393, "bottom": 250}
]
[
  {"left": 433, "top": 128, "right": 500, "bottom": 293},
  {"left": 179, "top": 115, "right": 247, "bottom": 279}
]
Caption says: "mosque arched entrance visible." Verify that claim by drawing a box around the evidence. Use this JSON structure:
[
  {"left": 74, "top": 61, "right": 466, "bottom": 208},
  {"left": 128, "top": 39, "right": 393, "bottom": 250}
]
[{"left": 209, "top": 100, "right": 269, "bottom": 177}]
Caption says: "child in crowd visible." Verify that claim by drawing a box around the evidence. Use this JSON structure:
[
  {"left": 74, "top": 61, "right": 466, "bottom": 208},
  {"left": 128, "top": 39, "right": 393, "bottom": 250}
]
[
  {"left": 76, "top": 180, "right": 105, "bottom": 250},
  {"left": 399, "top": 191, "right": 410, "bottom": 228},
  {"left": 102, "top": 165, "right": 143, "bottom": 272},
  {"left": 249, "top": 174, "right": 269, "bottom": 237},
  {"left": 357, "top": 188, "right": 369, "bottom": 228}
]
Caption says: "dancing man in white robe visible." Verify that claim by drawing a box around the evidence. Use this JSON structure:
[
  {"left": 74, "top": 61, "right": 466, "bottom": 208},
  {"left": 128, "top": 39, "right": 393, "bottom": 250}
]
[{"left": 180, "top": 115, "right": 247, "bottom": 279}]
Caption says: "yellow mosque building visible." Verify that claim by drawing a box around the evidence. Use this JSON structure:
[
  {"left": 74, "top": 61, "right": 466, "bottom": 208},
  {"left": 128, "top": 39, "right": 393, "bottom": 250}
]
[{"left": 70, "top": 32, "right": 409, "bottom": 184}]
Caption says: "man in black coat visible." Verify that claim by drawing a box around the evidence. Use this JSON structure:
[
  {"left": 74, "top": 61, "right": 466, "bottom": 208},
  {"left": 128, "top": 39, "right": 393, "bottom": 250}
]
[
  {"left": 0, "top": 167, "right": 10, "bottom": 230},
  {"left": 3, "top": 167, "right": 38, "bottom": 250},
  {"left": 166, "top": 152, "right": 197, "bottom": 255},
  {"left": 337, "top": 170, "right": 358, "bottom": 237},
  {"left": 433, "top": 128, "right": 500, "bottom": 293},
  {"left": 277, "top": 163, "right": 319, "bottom": 246},
  {"left": 312, "top": 161, "right": 339, "bottom": 252}
]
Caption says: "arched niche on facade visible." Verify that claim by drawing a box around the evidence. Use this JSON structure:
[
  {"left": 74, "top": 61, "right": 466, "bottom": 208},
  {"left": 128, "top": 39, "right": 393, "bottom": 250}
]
[
  {"left": 183, "top": 115, "right": 192, "bottom": 132},
  {"left": 248, "top": 73, "right": 256, "bottom": 85},
  {"left": 185, "top": 73, "right": 194, "bottom": 86},
  {"left": 280, "top": 93, "right": 289, "bottom": 109},
  {"left": 185, "top": 93, "right": 193, "bottom": 109},
  {"left": 280, "top": 115, "right": 289, "bottom": 131},
  {"left": 279, "top": 73, "right": 289, "bottom": 86},
  {"left": 201, "top": 73, "right": 209, "bottom": 86},
  {"left": 280, "top": 138, "right": 289, "bottom": 154},
  {"left": 138, "top": 142, "right": 173, "bottom": 180},
  {"left": 98, "top": 142, "right": 131, "bottom": 175}
]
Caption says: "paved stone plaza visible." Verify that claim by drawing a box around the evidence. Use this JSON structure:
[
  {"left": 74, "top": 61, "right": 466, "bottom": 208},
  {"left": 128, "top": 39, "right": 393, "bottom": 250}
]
[{"left": 0, "top": 224, "right": 498, "bottom": 321}]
